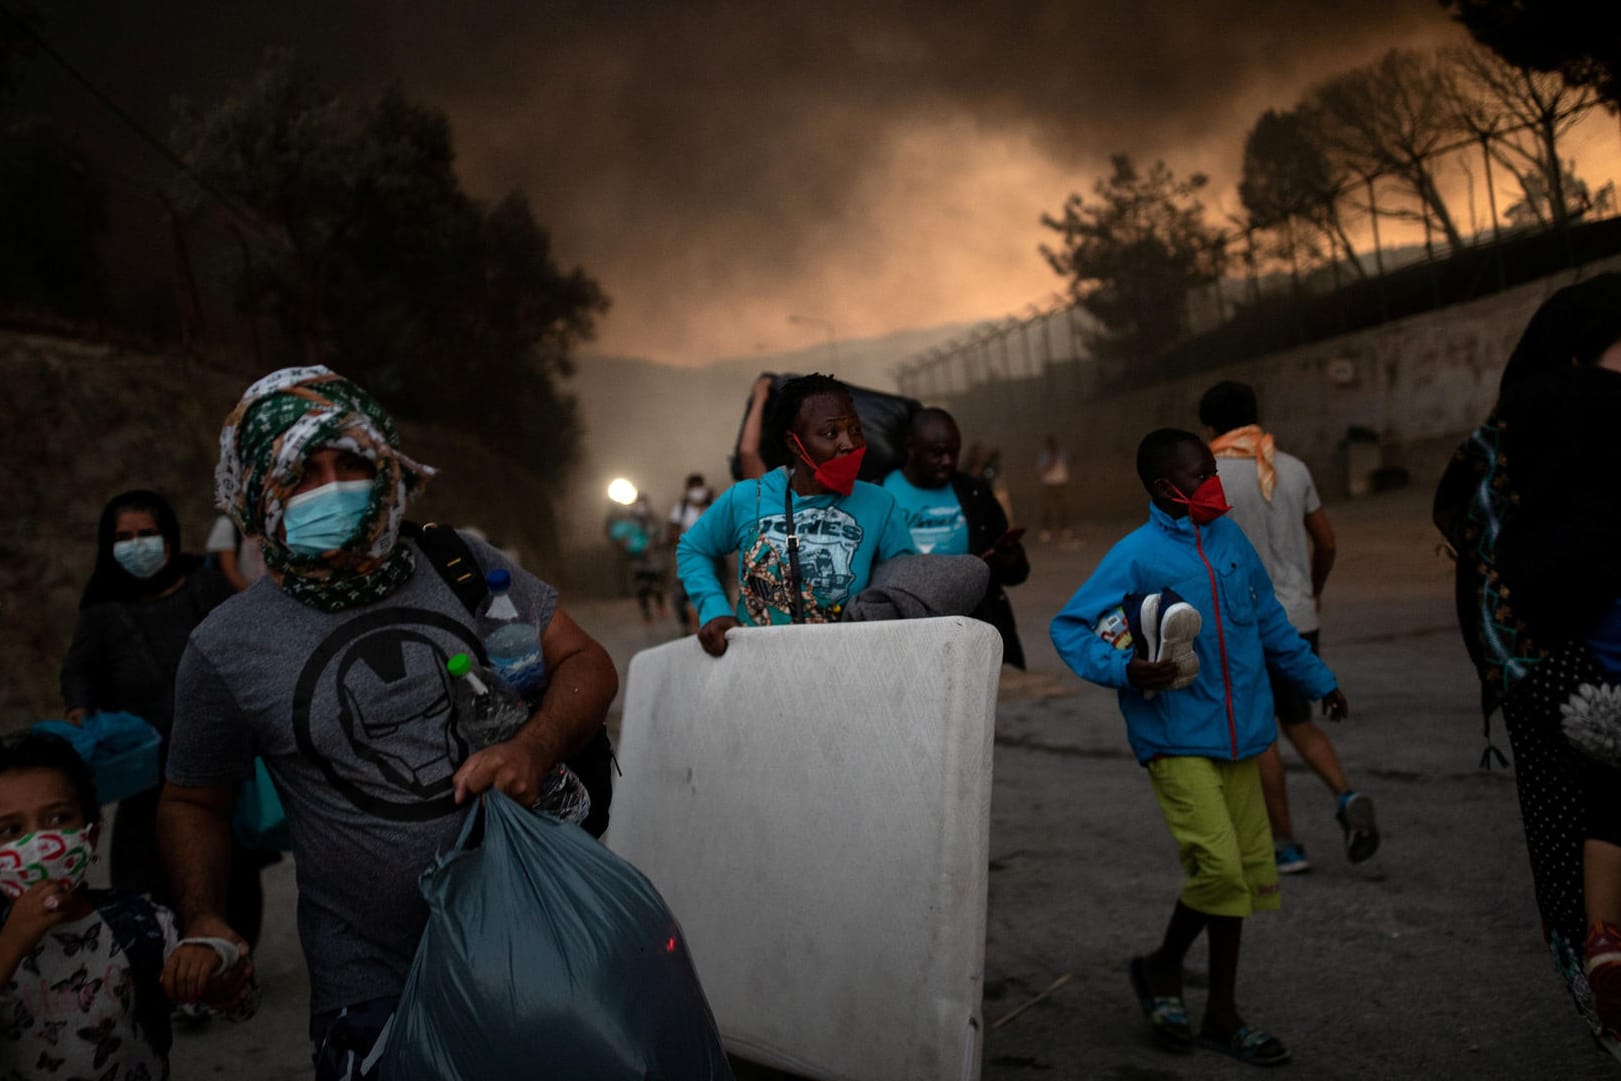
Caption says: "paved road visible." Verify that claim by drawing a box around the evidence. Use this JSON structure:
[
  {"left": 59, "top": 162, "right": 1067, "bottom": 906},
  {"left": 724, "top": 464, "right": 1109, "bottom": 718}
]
[{"left": 168, "top": 483, "right": 1619, "bottom": 1079}]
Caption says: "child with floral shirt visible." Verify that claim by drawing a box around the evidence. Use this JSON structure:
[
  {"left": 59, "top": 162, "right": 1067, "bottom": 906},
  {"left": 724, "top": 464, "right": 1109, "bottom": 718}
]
[{"left": 0, "top": 733, "right": 243, "bottom": 1081}]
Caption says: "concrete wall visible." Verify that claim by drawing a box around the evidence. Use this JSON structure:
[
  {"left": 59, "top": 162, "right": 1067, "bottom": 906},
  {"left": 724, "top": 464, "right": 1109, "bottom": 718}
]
[{"left": 944, "top": 256, "right": 1621, "bottom": 522}]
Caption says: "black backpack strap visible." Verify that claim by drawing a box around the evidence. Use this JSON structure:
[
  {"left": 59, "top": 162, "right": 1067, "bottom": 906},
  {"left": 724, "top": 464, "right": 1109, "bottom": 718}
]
[
  {"left": 91, "top": 889, "right": 172, "bottom": 1057},
  {"left": 402, "top": 521, "right": 488, "bottom": 614},
  {"left": 783, "top": 478, "right": 805, "bottom": 624}
]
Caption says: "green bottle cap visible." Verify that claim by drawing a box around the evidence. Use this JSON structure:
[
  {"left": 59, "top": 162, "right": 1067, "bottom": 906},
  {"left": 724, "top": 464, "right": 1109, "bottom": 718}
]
[{"left": 446, "top": 653, "right": 472, "bottom": 678}]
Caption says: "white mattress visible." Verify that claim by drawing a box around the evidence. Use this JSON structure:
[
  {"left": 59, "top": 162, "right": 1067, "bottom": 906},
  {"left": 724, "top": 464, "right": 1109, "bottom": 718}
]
[{"left": 609, "top": 616, "right": 1002, "bottom": 1081}]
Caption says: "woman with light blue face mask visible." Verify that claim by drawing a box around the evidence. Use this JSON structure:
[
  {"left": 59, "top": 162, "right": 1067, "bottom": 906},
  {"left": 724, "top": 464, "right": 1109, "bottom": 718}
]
[
  {"left": 57, "top": 490, "right": 267, "bottom": 946},
  {"left": 63, "top": 491, "right": 213, "bottom": 733}
]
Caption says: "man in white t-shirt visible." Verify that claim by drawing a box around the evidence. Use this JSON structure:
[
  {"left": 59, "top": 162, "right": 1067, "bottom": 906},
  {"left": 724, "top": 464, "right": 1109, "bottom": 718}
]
[
  {"left": 204, "top": 514, "right": 267, "bottom": 592},
  {"left": 1199, "top": 381, "right": 1378, "bottom": 874},
  {"left": 1036, "top": 435, "right": 1072, "bottom": 543},
  {"left": 665, "top": 474, "right": 713, "bottom": 635}
]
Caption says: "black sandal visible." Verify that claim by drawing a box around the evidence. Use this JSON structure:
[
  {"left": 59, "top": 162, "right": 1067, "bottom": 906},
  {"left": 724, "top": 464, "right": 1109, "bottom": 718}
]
[
  {"left": 1129, "top": 957, "right": 1194, "bottom": 1053},
  {"left": 1197, "top": 1024, "right": 1291, "bottom": 1066}
]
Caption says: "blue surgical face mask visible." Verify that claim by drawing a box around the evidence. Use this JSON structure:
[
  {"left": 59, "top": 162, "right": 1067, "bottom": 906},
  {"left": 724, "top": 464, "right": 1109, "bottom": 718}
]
[
  {"left": 112, "top": 535, "right": 167, "bottom": 579},
  {"left": 282, "top": 480, "right": 373, "bottom": 557}
]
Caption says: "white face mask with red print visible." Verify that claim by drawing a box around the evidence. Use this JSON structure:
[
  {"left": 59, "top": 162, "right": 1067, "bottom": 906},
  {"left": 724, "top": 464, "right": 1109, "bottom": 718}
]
[{"left": 0, "top": 827, "right": 94, "bottom": 900}]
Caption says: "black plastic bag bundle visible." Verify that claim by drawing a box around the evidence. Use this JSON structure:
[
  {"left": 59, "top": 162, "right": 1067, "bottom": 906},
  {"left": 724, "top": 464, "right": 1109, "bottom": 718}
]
[
  {"left": 729, "top": 372, "right": 921, "bottom": 483},
  {"left": 383, "top": 792, "right": 733, "bottom": 1080}
]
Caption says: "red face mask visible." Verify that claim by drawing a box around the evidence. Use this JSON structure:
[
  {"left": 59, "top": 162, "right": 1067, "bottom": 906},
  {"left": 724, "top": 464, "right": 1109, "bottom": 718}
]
[
  {"left": 789, "top": 434, "right": 866, "bottom": 496},
  {"left": 1167, "top": 474, "right": 1231, "bottom": 525}
]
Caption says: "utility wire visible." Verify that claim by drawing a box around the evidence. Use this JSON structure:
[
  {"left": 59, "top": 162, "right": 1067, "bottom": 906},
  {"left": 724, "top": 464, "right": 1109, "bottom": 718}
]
[{"left": 0, "top": 1, "right": 273, "bottom": 244}]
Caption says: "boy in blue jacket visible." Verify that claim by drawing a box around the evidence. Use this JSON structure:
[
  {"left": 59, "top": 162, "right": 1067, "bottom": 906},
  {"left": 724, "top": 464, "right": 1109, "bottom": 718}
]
[{"left": 1050, "top": 428, "right": 1348, "bottom": 1067}]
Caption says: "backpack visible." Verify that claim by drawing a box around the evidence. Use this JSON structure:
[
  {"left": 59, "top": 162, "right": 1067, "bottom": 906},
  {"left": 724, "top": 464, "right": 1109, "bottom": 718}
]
[
  {"left": 1432, "top": 428, "right": 1511, "bottom": 770},
  {"left": 403, "top": 522, "right": 617, "bottom": 838}
]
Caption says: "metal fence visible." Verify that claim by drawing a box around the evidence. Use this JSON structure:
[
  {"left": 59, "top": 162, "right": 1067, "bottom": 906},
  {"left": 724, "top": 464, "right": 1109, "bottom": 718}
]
[{"left": 897, "top": 99, "right": 1620, "bottom": 402}]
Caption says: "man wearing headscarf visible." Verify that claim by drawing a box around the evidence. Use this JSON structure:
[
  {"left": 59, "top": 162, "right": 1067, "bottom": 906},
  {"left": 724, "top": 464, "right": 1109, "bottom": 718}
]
[{"left": 155, "top": 367, "right": 619, "bottom": 1080}]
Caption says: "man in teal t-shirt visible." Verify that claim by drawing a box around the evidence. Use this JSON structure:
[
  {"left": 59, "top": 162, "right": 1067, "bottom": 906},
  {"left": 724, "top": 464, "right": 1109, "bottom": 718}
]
[
  {"left": 882, "top": 409, "right": 969, "bottom": 553},
  {"left": 882, "top": 473, "right": 968, "bottom": 554},
  {"left": 882, "top": 408, "right": 1032, "bottom": 667}
]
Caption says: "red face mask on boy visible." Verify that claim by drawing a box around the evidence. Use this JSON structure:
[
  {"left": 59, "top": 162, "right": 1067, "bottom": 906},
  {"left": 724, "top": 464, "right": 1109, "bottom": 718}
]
[
  {"left": 789, "top": 434, "right": 865, "bottom": 496},
  {"left": 1166, "top": 475, "right": 1231, "bottom": 525}
]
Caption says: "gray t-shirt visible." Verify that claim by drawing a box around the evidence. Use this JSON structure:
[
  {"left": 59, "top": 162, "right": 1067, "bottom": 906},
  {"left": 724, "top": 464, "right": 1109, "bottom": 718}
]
[
  {"left": 1216, "top": 451, "right": 1322, "bottom": 634},
  {"left": 167, "top": 533, "right": 557, "bottom": 1014}
]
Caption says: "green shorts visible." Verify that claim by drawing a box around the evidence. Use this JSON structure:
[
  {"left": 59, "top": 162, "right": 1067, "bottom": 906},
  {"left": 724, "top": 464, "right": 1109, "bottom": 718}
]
[{"left": 1147, "top": 755, "right": 1280, "bottom": 918}]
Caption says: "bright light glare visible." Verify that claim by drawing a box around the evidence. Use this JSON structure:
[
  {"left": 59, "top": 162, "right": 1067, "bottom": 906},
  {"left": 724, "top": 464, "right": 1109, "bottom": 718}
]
[{"left": 607, "top": 478, "right": 638, "bottom": 505}]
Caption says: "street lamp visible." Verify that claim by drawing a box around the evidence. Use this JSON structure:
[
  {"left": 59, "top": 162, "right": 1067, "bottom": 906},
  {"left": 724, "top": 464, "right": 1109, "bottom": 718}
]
[
  {"left": 787, "top": 313, "right": 838, "bottom": 367},
  {"left": 606, "top": 477, "right": 638, "bottom": 505}
]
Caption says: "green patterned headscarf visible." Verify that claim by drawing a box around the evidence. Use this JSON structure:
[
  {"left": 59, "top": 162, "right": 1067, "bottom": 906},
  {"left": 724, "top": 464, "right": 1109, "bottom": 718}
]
[{"left": 216, "top": 366, "right": 435, "bottom": 611}]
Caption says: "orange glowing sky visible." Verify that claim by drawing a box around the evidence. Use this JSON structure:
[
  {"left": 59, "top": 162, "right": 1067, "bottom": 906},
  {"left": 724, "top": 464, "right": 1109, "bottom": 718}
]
[
  {"left": 430, "top": 4, "right": 1485, "bottom": 364},
  {"left": 24, "top": 2, "right": 1620, "bottom": 367}
]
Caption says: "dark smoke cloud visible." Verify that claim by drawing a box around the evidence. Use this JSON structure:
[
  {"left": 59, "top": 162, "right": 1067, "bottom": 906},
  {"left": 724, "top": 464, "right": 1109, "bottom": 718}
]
[{"left": 22, "top": 1, "right": 1460, "bottom": 362}]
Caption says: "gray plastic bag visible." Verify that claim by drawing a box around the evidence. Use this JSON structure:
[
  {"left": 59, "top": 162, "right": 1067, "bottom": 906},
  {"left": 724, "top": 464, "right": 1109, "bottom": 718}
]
[{"left": 383, "top": 792, "right": 733, "bottom": 1080}]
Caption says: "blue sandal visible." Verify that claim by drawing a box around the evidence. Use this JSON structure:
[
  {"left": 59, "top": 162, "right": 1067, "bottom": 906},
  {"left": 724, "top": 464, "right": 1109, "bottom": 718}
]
[
  {"left": 1198, "top": 1024, "right": 1291, "bottom": 1066},
  {"left": 1129, "top": 957, "right": 1194, "bottom": 1052}
]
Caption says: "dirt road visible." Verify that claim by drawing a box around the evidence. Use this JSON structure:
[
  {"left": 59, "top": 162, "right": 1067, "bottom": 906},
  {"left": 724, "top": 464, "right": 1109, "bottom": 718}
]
[{"left": 170, "top": 483, "right": 1618, "bottom": 1080}]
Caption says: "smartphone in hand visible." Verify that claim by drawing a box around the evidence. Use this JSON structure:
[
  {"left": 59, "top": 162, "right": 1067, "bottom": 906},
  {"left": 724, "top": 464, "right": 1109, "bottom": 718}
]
[
  {"left": 982, "top": 526, "right": 1027, "bottom": 559},
  {"left": 991, "top": 526, "right": 1026, "bottom": 549}
]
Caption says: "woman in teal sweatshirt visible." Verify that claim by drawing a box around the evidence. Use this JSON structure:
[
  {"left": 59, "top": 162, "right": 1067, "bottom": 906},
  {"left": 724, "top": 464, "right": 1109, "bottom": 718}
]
[{"left": 676, "top": 374, "right": 915, "bottom": 657}]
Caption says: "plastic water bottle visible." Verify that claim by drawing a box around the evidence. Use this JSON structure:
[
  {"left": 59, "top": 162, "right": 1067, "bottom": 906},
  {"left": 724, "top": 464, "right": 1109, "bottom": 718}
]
[
  {"left": 446, "top": 652, "right": 530, "bottom": 749},
  {"left": 445, "top": 653, "right": 591, "bottom": 824},
  {"left": 477, "top": 569, "right": 546, "bottom": 698}
]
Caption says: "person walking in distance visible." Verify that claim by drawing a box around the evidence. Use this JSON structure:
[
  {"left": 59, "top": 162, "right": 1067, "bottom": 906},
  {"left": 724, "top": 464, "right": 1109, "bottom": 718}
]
[
  {"left": 1037, "top": 435, "right": 1071, "bottom": 543},
  {"left": 1198, "top": 382, "right": 1378, "bottom": 873},
  {"left": 666, "top": 473, "right": 714, "bottom": 635},
  {"left": 607, "top": 493, "right": 667, "bottom": 625}
]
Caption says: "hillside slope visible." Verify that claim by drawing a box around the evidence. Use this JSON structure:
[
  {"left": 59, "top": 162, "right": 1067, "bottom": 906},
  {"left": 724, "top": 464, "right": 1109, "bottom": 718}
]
[{"left": 0, "top": 331, "right": 565, "bottom": 725}]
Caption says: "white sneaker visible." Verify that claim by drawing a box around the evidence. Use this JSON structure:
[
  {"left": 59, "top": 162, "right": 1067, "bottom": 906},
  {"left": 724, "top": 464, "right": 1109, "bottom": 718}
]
[
  {"left": 1157, "top": 594, "right": 1201, "bottom": 690},
  {"left": 1128, "top": 588, "right": 1201, "bottom": 690}
]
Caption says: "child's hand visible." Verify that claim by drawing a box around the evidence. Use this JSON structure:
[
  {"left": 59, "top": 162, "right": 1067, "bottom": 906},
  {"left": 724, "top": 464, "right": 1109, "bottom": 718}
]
[
  {"left": 1320, "top": 688, "right": 1350, "bottom": 721},
  {"left": 1126, "top": 657, "right": 1178, "bottom": 691},
  {"left": 0, "top": 880, "right": 77, "bottom": 951},
  {"left": 163, "top": 942, "right": 220, "bottom": 1004}
]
